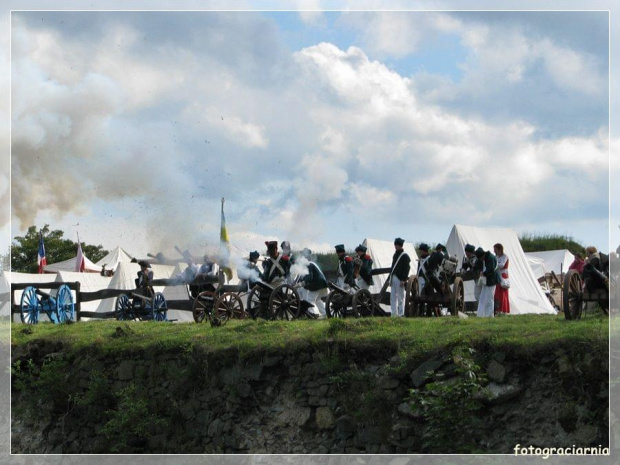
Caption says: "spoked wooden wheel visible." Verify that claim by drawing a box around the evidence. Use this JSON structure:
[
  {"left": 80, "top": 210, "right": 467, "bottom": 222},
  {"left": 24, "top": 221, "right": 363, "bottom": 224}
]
[
  {"left": 563, "top": 270, "right": 584, "bottom": 320},
  {"left": 55, "top": 284, "right": 75, "bottom": 323},
  {"left": 115, "top": 294, "right": 133, "bottom": 321},
  {"left": 152, "top": 292, "right": 168, "bottom": 321},
  {"left": 192, "top": 291, "right": 216, "bottom": 323},
  {"left": 352, "top": 289, "right": 374, "bottom": 317},
  {"left": 325, "top": 291, "right": 347, "bottom": 318},
  {"left": 450, "top": 277, "right": 465, "bottom": 316},
  {"left": 405, "top": 276, "right": 420, "bottom": 317},
  {"left": 269, "top": 284, "right": 301, "bottom": 320},
  {"left": 213, "top": 293, "right": 245, "bottom": 325},
  {"left": 246, "top": 286, "right": 266, "bottom": 319},
  {"left": 20, "top": 286, "right": 40, "bottom": 324}
]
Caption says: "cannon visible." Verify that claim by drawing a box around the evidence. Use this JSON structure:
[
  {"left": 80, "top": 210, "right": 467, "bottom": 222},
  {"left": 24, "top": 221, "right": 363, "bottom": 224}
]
[
  {"left": 20, "top": 284, "right": 75, "bottom": 324},
  {"left": 246, "top": 281, "right": 302, "bottom": 321},
  {"left": 405, "top": 254, "right": 464, "bottom": 317},
  {"left": 115, "top": 276, "right": 168, "bottom": 322},
  {"left": 324, "top": 278, "right": 391, "bottom": 319},
  {"left": 563, "top": 269, "right": 609, "bottom": 320},
  {"left": 191, "top": 280, "right": 247, "bottom": 326}
]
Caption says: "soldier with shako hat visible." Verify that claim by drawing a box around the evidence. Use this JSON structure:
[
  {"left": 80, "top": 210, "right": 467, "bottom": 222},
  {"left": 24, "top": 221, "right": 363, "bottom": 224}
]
[
  {"left": 335, "top": 244, "right": 355, "bottom": 289},
  {"left": 262, "top": 241, "right": 290, "bottom": 285},
  {"left": 390, "top": 238, "right": 411, "bottom": 317},
  {"left": 354, "top": 244, "right": 374, "bottom": 290}
]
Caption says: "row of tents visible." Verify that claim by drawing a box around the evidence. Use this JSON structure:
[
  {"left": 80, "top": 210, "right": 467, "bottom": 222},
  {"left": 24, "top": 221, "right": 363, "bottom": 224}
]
[{"left": 1, "top": 224, "right": 573, "bottom": 321}]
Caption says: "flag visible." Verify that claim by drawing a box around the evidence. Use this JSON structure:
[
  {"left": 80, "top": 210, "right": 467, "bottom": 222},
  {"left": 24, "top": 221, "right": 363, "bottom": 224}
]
[
  {"left": 75, "top": 233, "right": 85, "bottom": 272},
  {"left": 220, "top": 197, "right": 233, "bottom": 281},
  {"left": 37, "top": 232, "right": 47, "bottom": 274}
]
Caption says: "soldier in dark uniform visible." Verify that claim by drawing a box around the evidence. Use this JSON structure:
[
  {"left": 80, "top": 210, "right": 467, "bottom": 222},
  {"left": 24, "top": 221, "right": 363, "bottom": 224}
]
[
  {"left": 461, "top": 243, "right": 481, "bottom": 311},
  {"left": 475, "top": 247, "right": 499, "bottom": 317},
  {"left": 390, "top": 238, "right": 411, "bottom": 317},
  {"left": 299, "top": 248, "right": 329, "bottom": 318},
  {"left": 335, "top": 244, "right": 355, "bottom": 289},
  {"left": 354, "top": 244, "right": 374, "bottom": 290},
  {"left": 262, "top": 241, "right": 290, "bottom": 285},
  {"left": 240, "top": 250, "right": 261, "bottom": 290},
  {"left": 135, "top": 260, "right": 154, "bottom": 295}
]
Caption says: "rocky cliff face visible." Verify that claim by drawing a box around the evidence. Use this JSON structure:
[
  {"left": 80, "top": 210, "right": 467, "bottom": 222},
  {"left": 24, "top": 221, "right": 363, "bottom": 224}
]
[{"left": 11, "top": 339, "right": 608, "bottom": 454}]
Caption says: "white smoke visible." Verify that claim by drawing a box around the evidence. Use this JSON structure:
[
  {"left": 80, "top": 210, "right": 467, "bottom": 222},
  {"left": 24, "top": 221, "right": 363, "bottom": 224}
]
[{"left": 289, "top": 255, "right": 311, "bottom": 282}]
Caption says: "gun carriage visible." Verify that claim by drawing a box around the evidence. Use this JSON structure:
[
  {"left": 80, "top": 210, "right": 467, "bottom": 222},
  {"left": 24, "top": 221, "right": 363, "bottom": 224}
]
[
  {"left": 115, "top": 276, "right": 168, "bottom": 322},
  {"left": 405, "top": 255, "right": 465, "bottom": 317},
  {"left": 563, "top": 268, "right": 609, "bottom": 320},
  {"left": 20, "top": 284, "right": 75, "bottom": 324},
  {"left": 324, "top": 267, "right": 392, "bottom": 318}
]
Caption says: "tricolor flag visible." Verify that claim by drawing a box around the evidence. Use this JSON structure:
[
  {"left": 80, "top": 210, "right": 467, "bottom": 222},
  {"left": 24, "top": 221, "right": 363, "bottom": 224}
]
[
  {"left": 37, "top": 232, "right": 47, "bottom": 274},
  {"left": 75, "top": 233, "right": 85, "bottom": 272},
  {"left": 220, "top": 197, "right": 233, "bottom": 281}
]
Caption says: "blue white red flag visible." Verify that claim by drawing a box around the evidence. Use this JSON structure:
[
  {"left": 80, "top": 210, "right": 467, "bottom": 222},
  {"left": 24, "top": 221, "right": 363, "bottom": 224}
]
[{"left": 37, "top": 232, "right": 47, "bottom": 274}]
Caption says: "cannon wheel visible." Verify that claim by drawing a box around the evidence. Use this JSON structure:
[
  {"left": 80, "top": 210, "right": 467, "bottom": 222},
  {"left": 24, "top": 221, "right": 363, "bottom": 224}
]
[
  {"left": 152, "top": 293, "right": 168, "bottom": 322},
  {"left": 269, "top": 284, "right": 301, "bottom": 320},
  {"left": 352, "top": 289, "right": 373, "bottom": 317},
  {"left": 563, "top": 270, "right": 584, "bottom": 320},
  {"left": 192, "top": 291, "right": 216, "bottom": 323},
  {"left": 20, "top": 286, "right": 40, "bottom": 324},
  {"left": 325, "top": 291, "right": 346, "bottom": 318},
  {"left": 405, "top": 276, "right": 420, "bottom": 317},
  {"left": 214, "top": 293, "right": 245, "bottom": 325},
  {"left": 449, "top": 277, "right": 465, "bottom": 316},
  {"left": 115, "top": 294, "right": 133, "bottom": 321},
  {"left": 246, "top": 286, "right": 265, "bottom": 319},
  {"left": 55, "top": 284, "right": 74, "bottom": 323}
]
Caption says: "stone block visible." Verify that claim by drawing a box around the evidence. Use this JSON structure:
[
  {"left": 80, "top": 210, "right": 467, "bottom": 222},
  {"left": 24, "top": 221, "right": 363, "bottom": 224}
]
[
  {"left": 487, "top": 360, "right": 506, "bottom": 383},
  {"left": 315, "top": 406, "right": 335, "bottom": 429}
]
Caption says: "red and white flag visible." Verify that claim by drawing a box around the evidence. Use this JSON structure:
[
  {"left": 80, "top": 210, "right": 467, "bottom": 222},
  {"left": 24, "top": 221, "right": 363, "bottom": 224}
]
[
  {"left": 75, "top": 234, "right": 85, "bottom": 272},
  {"left": 37, "top": 232, "right": 47, "bottom": 274}
]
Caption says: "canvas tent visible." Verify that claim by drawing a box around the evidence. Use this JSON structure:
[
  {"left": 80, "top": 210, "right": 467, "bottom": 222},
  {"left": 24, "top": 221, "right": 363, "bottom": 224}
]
[
  {"left": 5, "top": 271, "right": 60, "bottom": 322},
  {"left": 362, "top": 238, "right": 419, "bottom": 294},
  {"left": 95, "top": 246, "right": 134, "bottom": 272},
  {"left": 525, "top": 250, "right": 574, "bottom": 277},
  {"left": 445, "top": 225, "right": 555, "bottom": 315},
  {"left": 43, "top": 253, "right": 102, "bottom": 274},
  {"left": 527, "top": 256, "right": 547, "bottom": 280},
  {"left": 55, "top": 271, "right": 112, "bottom": 320}
]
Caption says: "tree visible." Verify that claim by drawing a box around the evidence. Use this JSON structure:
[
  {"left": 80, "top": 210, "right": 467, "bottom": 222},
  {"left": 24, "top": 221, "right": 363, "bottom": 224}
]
[
  {"left": 10, "top": 225, "right": 109, "bottom": 273},
  {"left": 518, "top": 233, "right": 585, "bottom": 255}
]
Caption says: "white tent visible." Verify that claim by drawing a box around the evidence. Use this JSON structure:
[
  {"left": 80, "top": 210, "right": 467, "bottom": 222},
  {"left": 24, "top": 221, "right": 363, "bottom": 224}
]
[
  {"left": 94, "top": 262, "right": 176, "bottom": 318},
  {"left": 445, "top": 225, "right": 555, "bottom": 315},
  {"left": 95, "top": 246, "right": 134, "bottom": 272},
  {"left": 525, "top": 250, "right": 574, "bottom": 276},
  {"left": 55, "top": 271, "right": 112, "bottom": 321},
  {"left": 5, "top": 271, "right": 60, "bottom": 322},
  {"left": 43, "top": 254, "right": 102, "bottom": 274},
  {"left": 160, "top": 263, "right": 196, "bottom": 323},
  {"left": 362, "top": 238, "right": 419, "bottom": 293},
  {"left": 527, "top": 256, "right": 547, "bottom": 280}
]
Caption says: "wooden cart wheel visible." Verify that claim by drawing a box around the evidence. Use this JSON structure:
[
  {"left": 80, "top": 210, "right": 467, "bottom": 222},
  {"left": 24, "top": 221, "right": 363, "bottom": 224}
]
[
  {"left": 325, "top": 291, "right": 346, "bottom": 318},
  {"left": 269, "top": 284, "right": 301, "bottom": 320},
  {"left": 246, "top": 286, "right": 265, "bottom": 319},
  {"left": 115, "top": 294, "right": 133, "bottom": 321},
  {"left": 450, "top": 277, "right": 464, "bottom": 316},
  {"left": 20, "top": 286, "right": 40, "bottom": 324},
  {"left": 563, "top": 270, "right": 584, "bottom": 320},
  {"left": 55, "top": 284, "right": 75, "bottom": 323},
  {"left": 152, "top": 292, "right": 168, "bottom": 322},
  {"left": 352, "top": 289, "right": 374, "bottom": 317},
  {"left": 214, "top": 293, "right": 244, "bottom": 325},
  {"left": 192, "top": 291, "right": 216, "bottom": 323}
]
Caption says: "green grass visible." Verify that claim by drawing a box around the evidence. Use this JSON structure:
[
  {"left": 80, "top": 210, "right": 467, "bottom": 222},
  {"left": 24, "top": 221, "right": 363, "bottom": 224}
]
[{"left": 10, "top": 313, "right": 610, "bottom": 364}]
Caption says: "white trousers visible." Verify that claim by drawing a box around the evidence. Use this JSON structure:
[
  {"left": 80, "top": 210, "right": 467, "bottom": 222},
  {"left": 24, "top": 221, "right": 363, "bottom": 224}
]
[
  {"left": 390, "top": 275, "right": 405, "bottom": 317},
  {"left": 300, "top": 288, "right": 329, "bottom": 318},
  {"left": 477, "top": 285, "right": 496, "bottom": 317},
  {"left": 356, "top": 277, "right": 370, "bottom": 290}
]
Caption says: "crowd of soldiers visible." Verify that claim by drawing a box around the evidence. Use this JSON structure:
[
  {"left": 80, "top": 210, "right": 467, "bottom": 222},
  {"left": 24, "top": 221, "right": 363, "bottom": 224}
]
[{"left": 135, "top": 236, "right": 609, "bottom": 319}]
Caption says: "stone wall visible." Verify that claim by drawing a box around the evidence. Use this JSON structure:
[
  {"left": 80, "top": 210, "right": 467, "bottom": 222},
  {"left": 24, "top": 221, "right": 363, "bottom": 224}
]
[{"left": 11, "top": 340, "right": 608, "bottom": 454}]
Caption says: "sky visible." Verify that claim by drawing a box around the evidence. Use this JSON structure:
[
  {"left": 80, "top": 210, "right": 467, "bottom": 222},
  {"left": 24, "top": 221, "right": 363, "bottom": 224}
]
[{"left": 4, "top": 4, "right": 616, "bottom": 263}]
